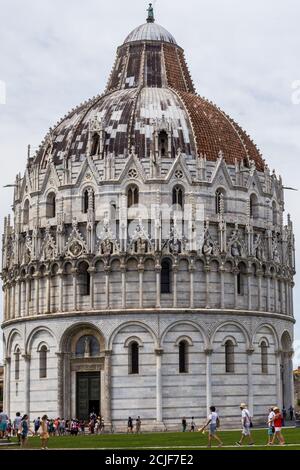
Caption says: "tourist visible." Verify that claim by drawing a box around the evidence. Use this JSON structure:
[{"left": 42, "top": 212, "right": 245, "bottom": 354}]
[
  {"left": 89, "top": 417, "right": 95, "bottom": 434},
  {"left": 271, "top": 407, "right": 285, "bottom": 446},
  {"left": 136, "top": 416, "right": 142, "bottom": 434},
  {"left": 190, "top": 417, "right": 196, "bottom": 432},
  {"left": 0, "top": 408, "right": 8, "bottom": 439},
  {"left": 267, "top": 407, "right": 275, "bottom": 445},
  {"left": 100, "top": 417, "right": 105, "bottom": 434},
  {"left": 40, "top": 415, "right": 50, "bottom": 450},
  {"left": 59, "top": 419, "right": 66, "bottom": 436},
  {"left": 13, "top": 412, "right": 22, "bottom": 444},
  {"left": 33, "top": 417, "right": 41, "bottom": 436},
  {"left": 288, "top": 405, "right": 294, "bottom": 421},
  {"left": 282, "top": 406, "right": 287, "bottom": 426},
  {"left": 20, "top": 414, "right": 31, "bottom": 448},
  {"left": 182, "top": 417, "right": 187, "bottom": 432},
  {"left": 198, "top": 406, "right": 223, "bottom": 448},
  {"left": 235, "top": 403, "right": 254, "bottom": 446},
  {"left": 127, "top": 417, "right": 133, "bottom": 433}
]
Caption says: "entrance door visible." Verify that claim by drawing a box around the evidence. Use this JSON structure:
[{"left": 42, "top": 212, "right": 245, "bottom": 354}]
[{"left": 76, "top": 372, "right": 100, "bottom": 420}]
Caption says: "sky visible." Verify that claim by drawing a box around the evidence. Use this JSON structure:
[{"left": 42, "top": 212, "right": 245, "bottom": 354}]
[{"left": 0, "top": 0, "right": 299, "bottom": 364}]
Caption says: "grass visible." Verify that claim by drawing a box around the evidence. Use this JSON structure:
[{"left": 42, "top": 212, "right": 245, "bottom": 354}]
[{"left": 3, "top": 427, "right": 300, "bottom": 450}]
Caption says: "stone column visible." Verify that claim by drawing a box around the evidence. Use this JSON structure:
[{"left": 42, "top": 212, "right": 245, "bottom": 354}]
[
  {"left": 233, "top": 270, "right": 238, "bottom": 309},
  {"left": 280, "top": 280, "right": 285, "bottom": 314},
  {"left": 275, "top": 350, "right": 283, "bottom": 410},
  {"left": 46, "top": 272, "right": 51, "bottom": 314},
  {"left": 274, "top": 277, "right": 279, "bottom": 313},
  {"left": 138, "top": 264, "right": 144, "bottom": 309},
  {"left": 23, "top": 354, "right": 31, "bottom": 417},
  {"left": 189, "top": 267, "right": 194, "bottom": 309},
  {"left": 266, "top": 276, "right": 271, "bottom": 311},
  {"left": 58, "top": 269, "right": 64, "bottom": 312},
  {"left": 155, "top": 349, "right": 164, "bottom": 423},
  {"left": 205, "top": 349, "right": 213, "bottom": 415},
  {"left": 247, "top": 348, "right": 254, "bottom": 416},
  {"left": 173, "top": 264, "right": 178, "bottom": 308},
  {"left": 34, "top": 273, "right": 40, "bottom": 315},
  {"left": 25, "top": 276, "right": 30, "bottom": 316},
  {"left": 89, "top": 267, "right": 96, "bottom": 310},
  {"left": 205, "top": 266, "right": 210, "bottom": 309},
  {"left": 71, "top": 268, "right": 77, "bottom": 311},
  {"left": 56, "top": 352, "right": 65, "bottom": 418},
  {"left": 18, "top": 279, "right": 22, "bottom": 318},
  {"left": 11, "top": 283, "right": 16, "bottom": 319},
  {"left": 104, "top": 267, "right": 110, "bottom": 309},
  {"left": 121, "top": 264, "right": 126, "bottom": 309},
  {"left": 285, "top": 281, "right": 289, "bottom": 316},
  {"left": 4, "top": 357, "right": 11, "bottom": 416},
  {"left": 103, "top": 350, "right": 112, "bottom": 430},
  {"left": 247, "top": 272, "right": 252, "bottom": 310},
  {"left": 155, "top": 262, "right": 161, "bottom": 309},
  {"left": 220, "top": 267, "right": 225, "bottom": 309}
]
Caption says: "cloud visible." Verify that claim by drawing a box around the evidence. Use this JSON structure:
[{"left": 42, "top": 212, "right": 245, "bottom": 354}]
[{"left": 0, "top": 0, "right": 299, "bottom": 362}]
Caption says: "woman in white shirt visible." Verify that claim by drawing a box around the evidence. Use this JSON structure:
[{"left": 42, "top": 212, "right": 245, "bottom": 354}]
[{"left": 198, "top": 406, "right": 223, "bottom": 448}]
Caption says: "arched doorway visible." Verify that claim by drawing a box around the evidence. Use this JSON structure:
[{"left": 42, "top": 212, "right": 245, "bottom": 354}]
[
  {"left": 59, "top": 325, "right": 108, "bottom": 421},
  {"left": 280, "top": 331, "right": 294, "bottom": 409}
]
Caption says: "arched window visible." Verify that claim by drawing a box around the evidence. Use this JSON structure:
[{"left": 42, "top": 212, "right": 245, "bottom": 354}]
[
  {"left": 161, "top": 260, "right": 171, "bottom": 294},
  {"left": 91, "top": 133, "right": 100, "bottom": 156},
  {"left": 129, "top": 342, "right": 139, "bottom": 375},
  {"left": 75, "top": 335, "right": 100, "bottom": 358},
  {"left": 272, "top": 201, "right": 278, "bottom": 225},
  {"left": 83, "top": 188, "right": 95, "bottom": 214},
  {"left": 260, "top": 341, "right": 268, "bottom": 374},
  {"left": 172, "top": 185, "right": 184, "bottom": 209},
  {"left": 46, "top": 192, "right": 56, "bottom": 218},
  {"left": 250, "top": 194, "right": 259, "bottom": 219},
  {"left": 215, "top": 189, "right": 225, "bottom": 214},
  {"left": 179, "top": 340, "right": 188, "bottom": 373},
  {"left": 158, "top": 130, "right": 168, "bottom": 157},
  {"left": 225, "top": 340, "right": 235, "bottom": 373},
  {"left": 127, "top": 185, "right": 139, "bottom": 208},
  {"left": 78, "top": 262, "right": 90, "bottom": 296},
  {"left": 15, "top": 348, "right": 21, "bottom": 380},
  {"left": 23, "top": 200, "right": 30, "bottom": 225},
  {"left": 39, "top": 345, "right": 48, "bottom": 379}
]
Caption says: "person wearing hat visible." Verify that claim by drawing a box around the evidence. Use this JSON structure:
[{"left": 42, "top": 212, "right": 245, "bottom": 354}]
[
  {"left": 235, "top": 403, "right": 254, "bottom": 446},
  {"left": 40, "top": 415, "right": 50, "bottom": 450},
  {"left": 267, "top": 407, "right": 276, "bottom": 445},
  {"left": 270, "top": 407, "right": 285, "bottom": 446}
]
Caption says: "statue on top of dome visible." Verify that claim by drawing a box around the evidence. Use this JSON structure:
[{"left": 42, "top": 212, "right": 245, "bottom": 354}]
[{"left": 147, "top": 3, "right": 155, "bottom": 23}]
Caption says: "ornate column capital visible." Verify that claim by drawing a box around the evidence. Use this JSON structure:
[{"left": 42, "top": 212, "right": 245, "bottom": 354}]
[
  {"left": 88, "top": 267, "right": 96, "bottom": 274},
  {"left": 4, "top": 357, "right": 11, "bottom": 365},
  {"left": 155, "top": 348, "right": 164, "bottom": 356},
  {"left": 204, "top": 348, "right": 213, "bottom": 356},
  {"left": 22, "top": 354, "right": 31, "bottom": 362},
  {"left": 275, "top": 349, "right": 283, "bottom": 357},
  {"left": 246, "top": 348, "right": 255, "bottom": 356},
  {"left": 104, "top": 349, "right": 113, "bottom": 357}
]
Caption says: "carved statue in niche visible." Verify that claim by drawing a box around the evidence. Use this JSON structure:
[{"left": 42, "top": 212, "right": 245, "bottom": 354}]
[
  {"left": 137, "top": 237, "right": 147, "bottom": 255},
  {"left": 253, "top": 234, "right": 263, "bottom": 260},
  {"left": 231, "top": 241, "right": 241, "bottom": 257},
  {"left": 84, "top": 336, "right": 90, "bottom": 358},
  {"left": 272, "top": 235, "right": 281, "bottom": 264},
  {"left": 228, "top": 225, "right": 245, "bottom": 258}
]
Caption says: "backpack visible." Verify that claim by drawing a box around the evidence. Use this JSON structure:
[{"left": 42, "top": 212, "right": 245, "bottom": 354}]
[{"left": 216, "top": 417, "right": 221, "bottom": 428}]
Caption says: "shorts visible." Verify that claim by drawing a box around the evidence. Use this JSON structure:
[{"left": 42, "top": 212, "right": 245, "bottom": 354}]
[
  {"left": 275, "top": 427, "right": 282, "bottom": 433},
  {"left": 209, "top": 424, "right": 217, "bottom": 435},
  {"left": 268, "top": 428, "right": 274, "bottom": 436},
  {"left": 0, "top": 423, "right": 7, "bottom": 432},
  {"left": 242, "top": 426, "right": 251, "bottom": 436},
  {"left": 40, "top": 433, "right": 50, "bottom": 440}
]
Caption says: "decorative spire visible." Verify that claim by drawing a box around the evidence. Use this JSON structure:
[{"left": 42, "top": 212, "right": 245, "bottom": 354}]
[{"left": 147, "top": 3, "right": 155, "bottom": 23}]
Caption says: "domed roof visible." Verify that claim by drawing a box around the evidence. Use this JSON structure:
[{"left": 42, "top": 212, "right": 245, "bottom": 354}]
[
  {"left": 34, "top": 6, "right": 265, "bottom": 172},
  {"left": 124, "top": 22, "right": 177, "bottom": 45}
]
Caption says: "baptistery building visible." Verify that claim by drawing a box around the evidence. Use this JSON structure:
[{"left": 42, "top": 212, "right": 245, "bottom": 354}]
[{"left": 1, "top": 6, "right": 296, "bottom": 429}]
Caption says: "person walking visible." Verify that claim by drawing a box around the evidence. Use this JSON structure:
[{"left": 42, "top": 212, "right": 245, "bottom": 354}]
[
  {"left": 235, "top": 403, "right": 254, "bottom": 446},
  {"left": 267, "top": 407, "right": 275, "bottom": 445},
  {"left": 40, "top": 415, "right": 50, "bottom": 450},
  {"left": 20, "top": 415, "right": 31, "bottom": 448},
  {"left": 33, "top": 417, "right": 41, "bottom": 436},
  {"left": 190, "top": 417, "right": 196, "bottom": 432},
  {"left": 198, "top": 406, "right": 223, "bottom": 448},
  {"left": 127, "top": 417, "right": 133, "bottom": 434},
  {"left": 182, "top": 417, "right": 187, "bottom": 432},
  {"left": 136, "top": 416, "right": 142, "bottom": 434},
  {"left": 271, "top": 407, "right": 285, "bottom": 446},
  {"left": 13, "top": 412, "right": 22, "bottom": 445},
  {"left": 0, "top": 408, "right": 8, "bottom": 439}
]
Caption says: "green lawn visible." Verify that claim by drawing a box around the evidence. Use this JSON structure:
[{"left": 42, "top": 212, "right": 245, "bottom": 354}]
[{"left": 4, "top": 428, "right": 300, "bottom": 450}]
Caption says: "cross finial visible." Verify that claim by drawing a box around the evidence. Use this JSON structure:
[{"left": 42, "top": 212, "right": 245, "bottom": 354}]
[{"left": 147, "top": 3, "right": 155, "bottom": 23}]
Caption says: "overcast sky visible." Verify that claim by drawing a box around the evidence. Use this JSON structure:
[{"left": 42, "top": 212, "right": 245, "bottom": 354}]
[{"left": 0, "top": 0, "right": 299, "bottom": 364}]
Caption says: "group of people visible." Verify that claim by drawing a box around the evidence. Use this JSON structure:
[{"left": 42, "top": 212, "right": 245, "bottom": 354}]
[
  {"left": 196, "top": 403, "right": 289, "bottom": 448},
  {"left": 127, "top": 416, "right": 142, "bottom": 434}
]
